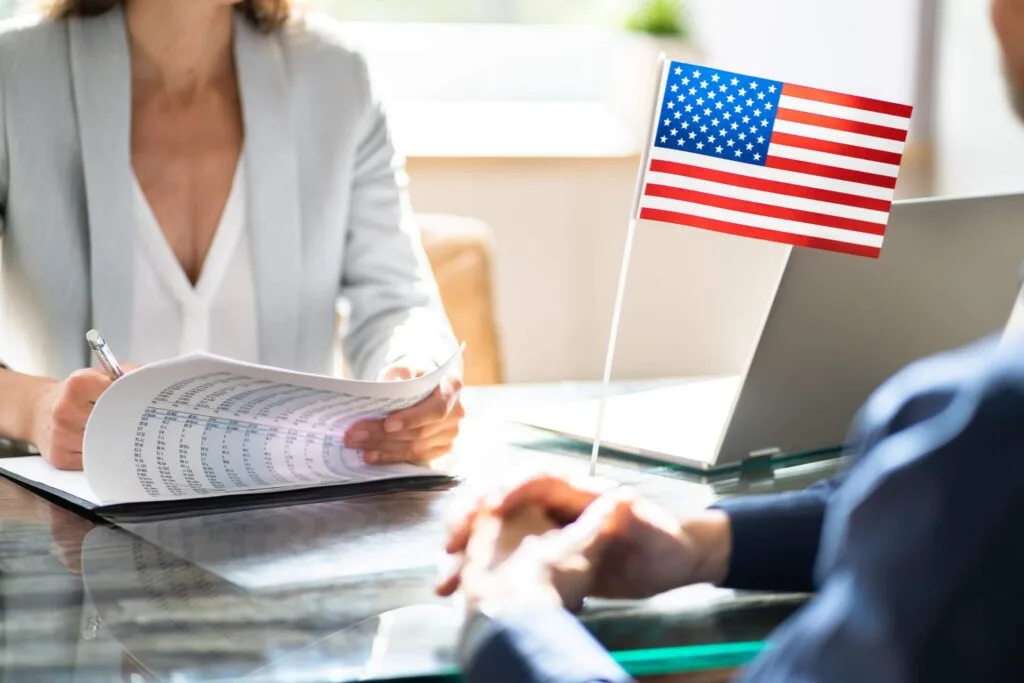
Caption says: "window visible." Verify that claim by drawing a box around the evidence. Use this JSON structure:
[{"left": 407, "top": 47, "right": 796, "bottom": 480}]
[{"left": 309, "top": 0, "right": 636, "bottom": 25}]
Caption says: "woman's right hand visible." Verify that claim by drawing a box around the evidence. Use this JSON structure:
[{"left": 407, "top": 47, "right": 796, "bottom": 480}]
[{"left": 29, "top": 369, "right": 115, "bottom": 471}]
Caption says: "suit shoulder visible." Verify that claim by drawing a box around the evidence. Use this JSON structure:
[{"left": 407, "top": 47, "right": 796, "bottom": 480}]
[
  {"left": 280, "top": 13, "right": 370, "bottom": 74},
  {"left": 0, "top": 15, "right": 63, "bottom": 53}
]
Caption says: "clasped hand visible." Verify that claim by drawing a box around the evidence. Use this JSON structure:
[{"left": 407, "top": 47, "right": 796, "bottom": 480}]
[{"left": 436, "top": 475, "right": 734, "bottom": 612}]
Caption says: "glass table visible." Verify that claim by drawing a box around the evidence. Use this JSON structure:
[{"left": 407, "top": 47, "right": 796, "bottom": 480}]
[{"left": 0, "top": 380, "right": 845, "bottom": 682}]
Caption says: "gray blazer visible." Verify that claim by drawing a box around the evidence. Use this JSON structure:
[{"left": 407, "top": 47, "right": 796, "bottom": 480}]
[{"left": 0, "top": 8, "right": 457, "bottom": 381}]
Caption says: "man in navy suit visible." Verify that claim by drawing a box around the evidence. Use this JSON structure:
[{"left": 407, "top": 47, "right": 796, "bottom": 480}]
[{"left": 436, "top": 3, "right": 1024, "bottom": 681}]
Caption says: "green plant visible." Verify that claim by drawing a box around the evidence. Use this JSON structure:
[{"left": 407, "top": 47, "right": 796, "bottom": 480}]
[{"left": 626, "top": 0, "right": 690, "bottom": 38}]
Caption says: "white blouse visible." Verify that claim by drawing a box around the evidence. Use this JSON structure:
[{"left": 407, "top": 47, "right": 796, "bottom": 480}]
[{"left": 128, "top": 157, "right": 261, "bottom": 366}]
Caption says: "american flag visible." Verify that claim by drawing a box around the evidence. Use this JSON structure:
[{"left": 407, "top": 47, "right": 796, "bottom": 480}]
[{"left": 636, "top": 61, "right": 913, "bottom": 258}]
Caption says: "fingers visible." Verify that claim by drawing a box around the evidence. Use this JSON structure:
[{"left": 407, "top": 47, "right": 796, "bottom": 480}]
[
  {"left": 64, "top": 368, "right": 112, "bottom": 405},
  {"left": 383, "top": 377, "right": 463, "bottom": 433},
  {"left": 547, "top": 493, "right": 631, "bottom": 565},
  {"left": 493, "top": 475, "right": 604, "bottom": 525}
]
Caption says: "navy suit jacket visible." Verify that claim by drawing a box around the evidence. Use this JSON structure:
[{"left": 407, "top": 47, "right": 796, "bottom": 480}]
[{"left": 460, "top": 337, "right": 1024, "bottom": 683}]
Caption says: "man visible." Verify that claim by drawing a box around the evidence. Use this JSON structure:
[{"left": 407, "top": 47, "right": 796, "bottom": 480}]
[{"left": 436, "top": 2, "right": 1024, "bottom": 681}]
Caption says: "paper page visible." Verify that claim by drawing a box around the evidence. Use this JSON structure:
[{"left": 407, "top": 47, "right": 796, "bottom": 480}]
[
  {"left": 0, "top": 455, "right": 102, "bottom": 506},
  {"left": 83, "top": 351, "right": 460, "bottom": 505}
]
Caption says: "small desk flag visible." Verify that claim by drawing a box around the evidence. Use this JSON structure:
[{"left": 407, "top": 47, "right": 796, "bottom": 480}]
[{"left": 637, "top": 61, "right": 913, "bottom": 258}]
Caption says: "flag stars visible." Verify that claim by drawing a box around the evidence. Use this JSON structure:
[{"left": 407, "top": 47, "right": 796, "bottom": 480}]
[
  {"left": 681, "top": 76, "right": 690, "bottom": 85},
  {"left": 674, "top": 111, "right": 682, "bottom": 120},
  {"left": 743, "top": 116, "right": 751, "bottom": 124},
  {"left": 689, "top": 87, "right": 697, "bottom": 96},
  {"left": 754, "top": 153, "right": 762, "bottom": 160},
  {"left": 664, "top": 118, "right": 671, "bottom": 126},
  {"left": 761, "top": 119, "right": 770, "bottom": 127},
  {"left": 746, "top": 143, "right": 754, "bottom": 150},
  {"left": 700, "top": 125, "right": 709, "bottom": 133},
  {"left": 739, "top": 88, "right": 747, "bottom": 96},
  {"left": 689, "top": 131, "right": 697, "bottom": 139},
  {"left": 671, "top": 84, "right": 679, "bottom": 93},
  {"left": 692, "top": 114, "right": 701, "bottom": 123},
  {"left": 708, "top": 135, "right": 717, "bottom": 143},
  {"left": 764, "top": 101, "right": 773, "bottom": 110},
  {"left": 711, "top": 118, "right": 720, "bottom": 127},
  {"left": 727, "top": 95, "right": 735, "bottom": 103},
  {"left": 696, "top": 142, "right": 705, "bottom": 150},
  {"left": 674, "top": 66, "right": 683, "bottom": 75},
  {"left": 708, "top": 91, "right": 717, "bottom": 100},
  {"left": 735, "top": 149, "right": 743, "bottom": 158},
  {"left": 700, "top": 80, "right": 709, "bottom": 89},
  {"left": 735, "top": 105, "right": 743, "bottom": 114},
  {"left": 693, "top": 69, "right": 702, "bottom": 77},
  {"left": 681, "top": 121, "right": 689, "bottom": 129},
  {"left": 677, "top": 95, "right": 685, "bottom": 102},
  {"left": 677, "top": 138, "right": 686, "bottom": 146},
  {"left": 716, "top": 145, "right": 724, "bottom": 154},
  {"left": 696, "top": 97, "right": 705, "bottom": 106},
  {"left": 670, "top": 128, "right": 678, "bottom": 136},
  {"left": 711, "top": 73, "right": 720, "bottom": 82},
  {"left": 667, "top": 102, "right": 675, "bottom": 109},
  {"left": 722, "top": 111, "right": 731, "bottom": 119},
  {"left": 719, "top": 85, "right": 727, "bottom": 93},
  {"left": 726, "top": 139, "right": 735, "bottom": 147},
  {"left": 739, "top": 132, "right": 747, "bottom": 140},
  {"left": 750, "top": 81, "right": 759, "bottom": 89},
  {"left": 716, "top": 102, "right": 724, "bottom": 110},
  {"left": 768, "top": 84, "right": 777, "bottom": 93},
  {"left": 731, "top": 122, "right": 739, "bottom": 130},
  {"left": 750, "top": 125, "right": 759, "bottom": 134},
  {"left": 758, "top": 136, "right": 766, "bottom": 144},
  {"left": 685, "top": 104, "right": 694, "bottom": 112},
  {"left": 730, "top": 77, "right": 739, "bottom": 86},
  {"left": 704, "top": 108, "right": 712, "bottom": 116},
  {"left": 746, "top": 99, "right": 754, "bottom": 107},
  {"left": 758, "top": 92, "right": 766, "bottom": 100},
  {"left": 661, "top": 135, "right": 668, "bottom": 143}
]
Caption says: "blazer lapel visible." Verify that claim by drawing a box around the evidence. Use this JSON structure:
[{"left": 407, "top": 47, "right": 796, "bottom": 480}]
[
  {"left": 68, "top": 8, "right": 135, "bottom": 359},
  {"left": 233, "top": 16, "right": 302, "bottom": 370}
]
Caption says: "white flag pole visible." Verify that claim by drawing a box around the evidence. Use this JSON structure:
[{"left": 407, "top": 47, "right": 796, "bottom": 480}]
[{"left": 588, "top": 55, "right": 671, "bottom": 477}]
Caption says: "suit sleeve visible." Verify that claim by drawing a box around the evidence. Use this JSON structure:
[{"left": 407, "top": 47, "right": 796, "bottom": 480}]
[
  {"left": 461, "top": 608, "right": 634, "bottom": 683},
  {"left": 712, "top": 338, "right": 994, "bottom": 594},
  {"left": 736, "top": 342, "right": 1024, "bottom": 683},
  {"left": 338, "top": 54, "right": 459, "bottom": 380}
]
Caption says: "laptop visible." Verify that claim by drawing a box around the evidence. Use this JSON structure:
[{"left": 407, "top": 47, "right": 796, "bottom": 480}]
[{"left": 518, "top": 192, "right": 1024, "bottom": 471}]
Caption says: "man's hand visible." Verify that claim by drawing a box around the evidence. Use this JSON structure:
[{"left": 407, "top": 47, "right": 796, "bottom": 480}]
[
  {"left": 458, "top": 497, "right": 622, "bottom": 614},
  {"left": 344, "top": 363, "right": 464, "bottom": 465},
  {"left": 437, "top": 474, "right": 732, "bottom": 601}
]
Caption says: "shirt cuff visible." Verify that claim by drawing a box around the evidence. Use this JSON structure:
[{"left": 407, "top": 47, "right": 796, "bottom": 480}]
[{"left": 712, "top": 491, "right": 827, "bottom": 593}]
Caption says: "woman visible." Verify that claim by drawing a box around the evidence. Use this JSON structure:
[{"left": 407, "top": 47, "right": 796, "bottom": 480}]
[{"left": 0, "top": 0, "right": 464, "bottom": 470}]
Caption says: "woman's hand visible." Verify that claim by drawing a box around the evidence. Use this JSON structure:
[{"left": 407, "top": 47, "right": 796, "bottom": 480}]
[
  {"left": 29, "top": 365, "right": 138, "bottom": 471},
  {"left": 344, "top": 362, "right": 464, "bottom": 465}
]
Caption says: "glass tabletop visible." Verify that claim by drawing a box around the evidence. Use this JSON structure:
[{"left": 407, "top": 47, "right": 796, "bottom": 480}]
[{"left": 0, "top": 382, "right": 845, "bottom": 682}]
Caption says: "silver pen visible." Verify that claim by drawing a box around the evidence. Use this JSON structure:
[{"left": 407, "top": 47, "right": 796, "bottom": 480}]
[{"left": 85, "top": 329, "right": 124, "bottom": 380}]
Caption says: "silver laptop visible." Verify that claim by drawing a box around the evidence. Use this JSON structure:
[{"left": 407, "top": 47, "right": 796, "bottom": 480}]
[{"left": 518, "top": 192, "right": 1024, "bottom": 471}]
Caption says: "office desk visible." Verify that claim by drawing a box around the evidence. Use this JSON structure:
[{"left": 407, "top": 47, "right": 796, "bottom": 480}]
[{"left": 0, "top": 381, "right": 843, "bottom": 682}]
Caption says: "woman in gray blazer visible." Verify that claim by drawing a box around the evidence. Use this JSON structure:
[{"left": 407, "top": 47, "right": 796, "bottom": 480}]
[{"left": 0, "top": 0, "right": 464, "bottom": 470}]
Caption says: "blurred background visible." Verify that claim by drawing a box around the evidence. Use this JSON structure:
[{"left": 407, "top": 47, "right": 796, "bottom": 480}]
[{"left": 3, "top": 0, "right": 1021, "bottom": 386}]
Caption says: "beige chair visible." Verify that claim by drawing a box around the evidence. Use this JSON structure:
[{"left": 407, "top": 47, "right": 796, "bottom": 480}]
[{"left": 418, "top": 213, "right": 504, "bottom": 386}]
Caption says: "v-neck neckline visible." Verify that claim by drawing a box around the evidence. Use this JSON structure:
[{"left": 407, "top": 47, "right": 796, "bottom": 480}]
[{"left": 132, "top": 154, "right": 246, "bottom": 307}]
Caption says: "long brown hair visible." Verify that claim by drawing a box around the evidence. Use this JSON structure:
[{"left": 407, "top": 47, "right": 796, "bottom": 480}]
[{"left": 46, "top": 0, "right": 293, "bottom": 33}]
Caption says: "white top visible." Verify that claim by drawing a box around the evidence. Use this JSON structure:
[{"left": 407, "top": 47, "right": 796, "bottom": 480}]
[{"left": 128, "top": 156, "right": 261, "bottom": 366}]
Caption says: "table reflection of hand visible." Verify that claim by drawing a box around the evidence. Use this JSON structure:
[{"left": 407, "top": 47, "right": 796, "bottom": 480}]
[{"left": 48, "top": 504, "right": 95, "bottom": 574}]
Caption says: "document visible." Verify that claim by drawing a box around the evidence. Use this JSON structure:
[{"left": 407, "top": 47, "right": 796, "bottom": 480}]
[{"left": 0, "top": 351, "right": 461, "bottom": 514}]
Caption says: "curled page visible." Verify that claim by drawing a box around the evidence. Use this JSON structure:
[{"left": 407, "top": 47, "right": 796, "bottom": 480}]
[{"left": 83, "top": 350, "right": 461, "bottom": 505}]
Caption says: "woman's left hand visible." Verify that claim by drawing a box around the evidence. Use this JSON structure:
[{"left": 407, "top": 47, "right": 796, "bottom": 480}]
[{"left": 343, "top": 363, "right": 464, "bottom": 465}]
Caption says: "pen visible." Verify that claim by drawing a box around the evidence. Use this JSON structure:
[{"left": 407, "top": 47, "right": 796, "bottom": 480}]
[{"left": 85, "top": 329, "right": 124, "bottom": 380}]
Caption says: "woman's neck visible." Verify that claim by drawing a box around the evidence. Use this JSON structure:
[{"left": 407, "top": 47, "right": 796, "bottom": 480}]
[{"left": 125, "top": 0, "right": 236, "bottom": 97}]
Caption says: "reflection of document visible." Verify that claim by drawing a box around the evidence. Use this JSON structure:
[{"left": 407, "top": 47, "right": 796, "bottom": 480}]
[
  {"left": 121, "top": 492, "right": 452, "bottom": 590},
  {"left": 0, "top": 351, "right": 460, "bottom": 513}
]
